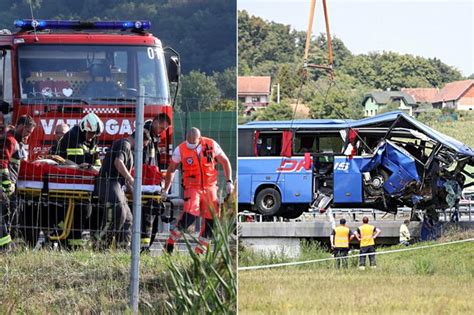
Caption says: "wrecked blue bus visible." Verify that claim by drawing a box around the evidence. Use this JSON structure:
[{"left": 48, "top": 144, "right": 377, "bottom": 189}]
[{"left": 238, "top": 111, "right": 474, "bottom": 219}]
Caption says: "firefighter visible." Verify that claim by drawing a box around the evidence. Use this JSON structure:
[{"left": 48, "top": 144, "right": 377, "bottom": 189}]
[
  {"left": 140, "top": 113, "right": 171, "bottom": 250},
  {"left": 56, "top": 113, "right": 103, "bottom": 168},
  {"left": 95, "top": 129, "right": 151, "bottom": 249},
  {"left": 0, "top": 115, "right": 36, "bottom": 249},
  {"left": 355, "top": 216, "right": 381, "bottom": 270},
  {"left": 56, "top": 113, "right": 103, "bottom": 248},
  {"left": 162, "top": 127, "right": 233, "bottom": 254},
  {"left": 143, "top": 113, "right": 171, "bottom": 168},
  {"left": 330, "top": 218, "right": 354, "bottom": 269},
  {"left": 49, "top": 123, "right": 70, "bottom": 155}
]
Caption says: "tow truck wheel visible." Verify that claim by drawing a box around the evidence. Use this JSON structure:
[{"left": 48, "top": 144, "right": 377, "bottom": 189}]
[{"left": 255, "top": 188, "right": 281, "bottom": 216}]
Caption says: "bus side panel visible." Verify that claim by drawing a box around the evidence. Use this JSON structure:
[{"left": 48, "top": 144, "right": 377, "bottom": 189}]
[
  {"left": 239, "top": 157, "right": 312, "bottom": 204},
  {"left": 237, "top": 174, "right": 252, "bottom": 203},
  {"left": 282, "top": 173, "right": 312, "bottom": 203},
  {"left": 238, "top": 157, "right": 285, "bottom": 204}
]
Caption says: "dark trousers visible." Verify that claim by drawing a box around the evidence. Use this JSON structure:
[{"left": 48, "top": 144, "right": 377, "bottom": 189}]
[
  {"left": 0, "top": 196, "right": 11, "bottom": 247},
  {"left": 334, "top": 248, "right": 349, "bottom": 269},
  {"left": 359, "top": 245, "right": 376, "bottom": 266},
  {"left": 95, "top": 179, "right": 132, "bottom": 249}
]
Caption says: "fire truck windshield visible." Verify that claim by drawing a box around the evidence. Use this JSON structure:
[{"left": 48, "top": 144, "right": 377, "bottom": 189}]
[{"left": 17, "top": 45, "right": 170, "bottom": 105}]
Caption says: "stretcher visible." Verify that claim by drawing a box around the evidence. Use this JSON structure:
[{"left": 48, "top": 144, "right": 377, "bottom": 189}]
[{"left": 17, "top": 160, "right": 163, "bottom": 242}]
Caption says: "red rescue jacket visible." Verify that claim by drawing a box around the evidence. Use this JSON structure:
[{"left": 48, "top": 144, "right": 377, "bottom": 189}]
[{"left": 179, "top": 137, "right": 218, "bottom": 189}]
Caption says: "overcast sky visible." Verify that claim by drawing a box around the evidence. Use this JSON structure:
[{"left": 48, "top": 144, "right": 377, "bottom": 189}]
[{"left": 238, "top": 0, "right": 474, "bottom": 76}]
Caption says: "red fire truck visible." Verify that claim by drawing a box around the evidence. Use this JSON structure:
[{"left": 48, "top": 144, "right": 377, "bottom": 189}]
[
  {"left": 0, "top": 19, "right": 180, "bottom": 246},
  {"left": 0, "top": 19, "right": 179, "bottom": 163}
]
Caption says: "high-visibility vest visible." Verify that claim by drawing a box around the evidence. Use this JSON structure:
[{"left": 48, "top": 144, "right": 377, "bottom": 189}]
[
  {"left": 334, "top": 225, "right": 350, "bottom": 248},
  {"left": 179, "top": 137, "right": 218, "bottom": 189},
  {"left": 359, "top": 224, "right": 375, "bottom": 247}
]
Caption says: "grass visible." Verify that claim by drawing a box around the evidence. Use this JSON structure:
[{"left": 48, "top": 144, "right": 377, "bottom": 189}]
[
  {"left": 238, "top": 229, "right": 474, "bottom": 314},
  {"left": 0, "top": 214, "right": 236, "bottom": 314},
  {"left": 0, "top": 249, "right": 172, "bottom": 313},
  {"left": 425, "top": 120, "right": 474, "bottom": 148},
  {"left": 163, "top": 210, "right": 237, "bottom": 314}
]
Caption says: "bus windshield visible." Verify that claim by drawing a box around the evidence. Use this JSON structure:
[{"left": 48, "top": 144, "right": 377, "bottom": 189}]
[{"left": 17, "top": 45, "right": 170, "bottom": 104}]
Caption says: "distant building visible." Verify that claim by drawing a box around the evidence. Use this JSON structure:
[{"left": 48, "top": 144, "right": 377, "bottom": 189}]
[
  {"left": 401, "top": 88, "right": 439, "bottom": 104},
  {"left": 238, "top": 76, "right": 271, "bottom": 114},
  {"left": 432, "top": 80, "right": 474, "bottom": 110},
  {"left": 362, "top": 91, "right": 417, "bottom": 116}
]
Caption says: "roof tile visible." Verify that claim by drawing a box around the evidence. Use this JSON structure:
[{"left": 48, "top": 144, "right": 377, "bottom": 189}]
[{"left": 238, "top": 76, "right": 271, "bottom": 95}]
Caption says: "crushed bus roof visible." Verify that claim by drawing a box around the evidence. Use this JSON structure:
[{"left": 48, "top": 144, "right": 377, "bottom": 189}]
[{"left": 240, "top": 111, "right": 474, "bottom": 157}]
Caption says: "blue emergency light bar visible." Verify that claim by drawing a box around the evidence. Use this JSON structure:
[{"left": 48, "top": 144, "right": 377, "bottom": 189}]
[{"left": 14, "top": 19, "right": 151, "bottom": 31}]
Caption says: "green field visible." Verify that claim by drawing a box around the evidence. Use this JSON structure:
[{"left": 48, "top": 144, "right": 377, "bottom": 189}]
[
  {"left": 238, "top": 229, "right": 474, "bottom": 314},
  {"left": 425, "top": 120, "right": 474, "bottom": 148}
]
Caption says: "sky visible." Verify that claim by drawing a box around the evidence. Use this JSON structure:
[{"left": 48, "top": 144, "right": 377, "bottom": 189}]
[{"left": 238, "top": 0, "right": 474, "bottom": 76}]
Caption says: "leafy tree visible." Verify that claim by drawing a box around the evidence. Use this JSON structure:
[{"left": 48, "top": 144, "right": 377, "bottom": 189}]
[
  {"left": 256, "top": 101, "right": 293, "bottom": 121},
  {"left": 238, "top": 10, "right": 298, "bottom": 74},
  {"left": 273, "top": 63, "right": 302, "bottom": 100},
  {"left": 428, "top": 57, "right": 463, "bottom": 85},
  {"left": 209, "top": 99, "right": 236, "bottom": 112},
  {"left": 308, "top": 75, "right": 365, "bottom": 119},
  {"left": 0, "top": 0, "right": 235, "bottom": 74},
  {"left": 179, "top": 70, "right": 221, "bottom": 112},
  {"left": 212, "top": 68, "right": 236, "bottom": 100},
  {"left": 378, "top": 101, "right": 401, "bottom": 114}
]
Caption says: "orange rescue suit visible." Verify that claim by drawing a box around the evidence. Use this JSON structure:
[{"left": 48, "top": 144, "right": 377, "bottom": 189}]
[{"left": 179, "top": 137, "right": 218, "bottom": 189}]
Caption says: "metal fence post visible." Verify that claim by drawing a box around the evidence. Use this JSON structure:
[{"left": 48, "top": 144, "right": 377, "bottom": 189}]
[{"left": 129, "top": 86, "right": 145, "bottom": 313}]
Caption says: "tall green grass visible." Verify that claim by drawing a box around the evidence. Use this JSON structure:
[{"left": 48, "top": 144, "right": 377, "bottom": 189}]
[
  {"left": 163, "top": 210, "right": 236, "bottom": 314},
  {"left": 163, "top": 192, "right": 237, "bottom": 313}
]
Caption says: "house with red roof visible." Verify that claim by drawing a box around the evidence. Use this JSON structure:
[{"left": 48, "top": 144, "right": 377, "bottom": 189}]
[
  {"left": 238, "top": 76, "right": 272, "bottom": 114},
  {"left": 432, "top": 80, "right": 474, "bottom": 110},
  {"left": 401, "top": 88, "right": 439, "bottom": 104}
]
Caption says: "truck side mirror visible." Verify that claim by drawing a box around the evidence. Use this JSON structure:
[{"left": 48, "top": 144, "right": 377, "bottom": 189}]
[
  {"left": 167, "top": 55, "right": 180, "bottom": 84},
  {"left": 0, "top": 101, "right": 10, "bottom": 115},
  {"left": 164, "top": 47, "right": 180, "bottom": 84}
]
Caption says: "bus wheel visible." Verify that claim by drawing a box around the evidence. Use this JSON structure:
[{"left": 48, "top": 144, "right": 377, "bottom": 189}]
[{"left": 255, "top": 188, "right": 281, "bottom": 216}]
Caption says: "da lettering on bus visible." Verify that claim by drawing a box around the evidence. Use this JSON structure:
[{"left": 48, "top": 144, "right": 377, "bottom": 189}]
[{"left": 277, "top": 158, "right": 311, "bottom": 173}]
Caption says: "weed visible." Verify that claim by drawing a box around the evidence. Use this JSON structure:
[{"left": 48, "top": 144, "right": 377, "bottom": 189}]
[{"left": 163, "top": 196, "right": 237, "bottom": 314}]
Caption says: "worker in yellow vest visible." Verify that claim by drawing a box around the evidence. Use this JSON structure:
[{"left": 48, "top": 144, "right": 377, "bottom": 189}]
[
  {"left": 355, "top": 216, "right": 381, "bottom": 270},
  {"left": 330, "top": 218, "right": 354, "bottom": 268}
]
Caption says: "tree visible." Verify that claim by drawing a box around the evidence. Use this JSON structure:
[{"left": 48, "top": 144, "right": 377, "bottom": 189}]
[
  {"left": 0, "top": 0, "right": 236, "bottom": 75},
  {"left": 274, "top": 63, "right": 302, "bottom": 100},
  {"left": 378, "top": 101, "right": 401, "bottom": 114},
  {"left": 179, "top": 70, "right": 221, "bottom": 112},
  {"left": 308, "top": 75, "right": 365, "bottom": 119},
  {"left": 212, "top": 68, "right": 236, "bottom": 100},
  {"left": 256, "top": 101, "right": 293, "bottom": 121},
  {"left": 209, "top": 99, "right": 236, "bottom": 112}
]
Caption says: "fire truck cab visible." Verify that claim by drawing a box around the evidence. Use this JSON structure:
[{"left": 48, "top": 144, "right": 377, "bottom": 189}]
[{"left": 0, "top": 19, "right": 180, "bottom": 193}]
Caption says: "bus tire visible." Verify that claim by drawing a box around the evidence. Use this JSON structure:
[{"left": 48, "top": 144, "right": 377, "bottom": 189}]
[{"left": 255, "top": 188, "right": 281, "bottom": 216}]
